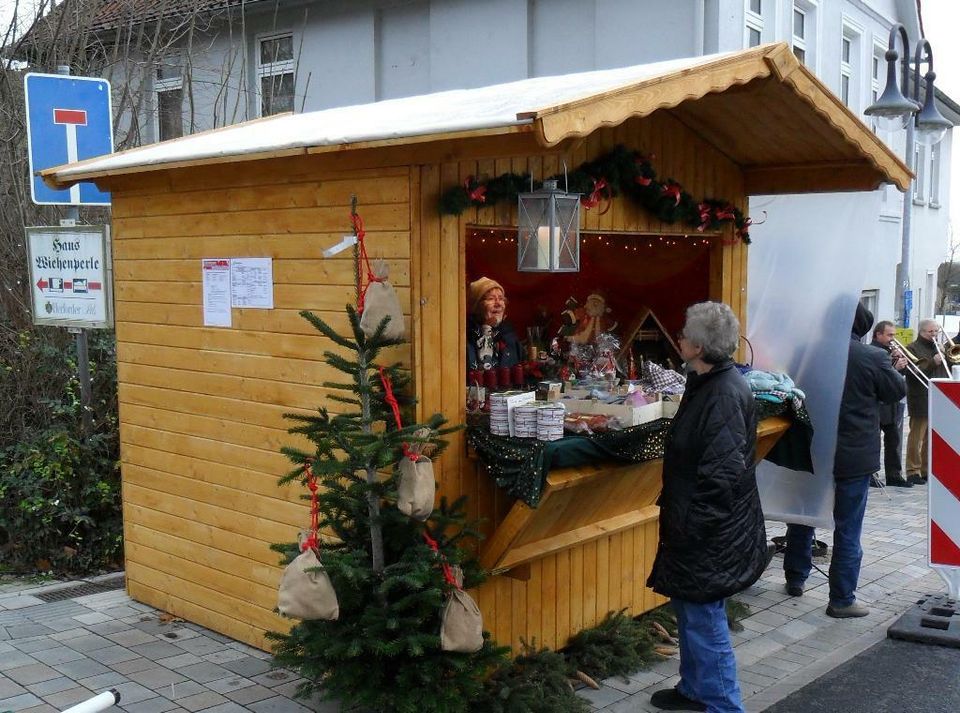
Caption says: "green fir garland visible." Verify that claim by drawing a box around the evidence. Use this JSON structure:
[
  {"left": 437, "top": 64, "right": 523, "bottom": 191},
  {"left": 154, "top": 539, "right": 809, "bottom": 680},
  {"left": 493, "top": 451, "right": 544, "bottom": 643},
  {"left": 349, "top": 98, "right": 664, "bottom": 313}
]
[{"left": 439, "top": 144, "right": 753, "bottom": 244}]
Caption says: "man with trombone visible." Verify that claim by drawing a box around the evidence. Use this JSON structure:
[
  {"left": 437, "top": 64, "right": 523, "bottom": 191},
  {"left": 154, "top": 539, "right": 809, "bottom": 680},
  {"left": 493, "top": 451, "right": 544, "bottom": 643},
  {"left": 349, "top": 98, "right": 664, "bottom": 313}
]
[
  {"left": 903, "top": 319, "right": 949, "bottom": 485},
  {"left": 871, "top": 321, "right": 912, "bottom": 488}
]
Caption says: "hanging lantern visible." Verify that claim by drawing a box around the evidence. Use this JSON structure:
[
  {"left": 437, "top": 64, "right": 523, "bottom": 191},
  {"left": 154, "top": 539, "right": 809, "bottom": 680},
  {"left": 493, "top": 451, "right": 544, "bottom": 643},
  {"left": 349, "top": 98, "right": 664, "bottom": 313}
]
[{"left": 517, "top": 179, "right": 580, "bottom": 272}]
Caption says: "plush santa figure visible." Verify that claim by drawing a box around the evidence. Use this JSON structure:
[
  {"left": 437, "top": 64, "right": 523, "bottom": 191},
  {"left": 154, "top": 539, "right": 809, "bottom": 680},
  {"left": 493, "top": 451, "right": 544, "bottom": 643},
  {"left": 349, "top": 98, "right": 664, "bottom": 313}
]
[{"left": 568, "top": 293, "right": 618, "bottom": 345}]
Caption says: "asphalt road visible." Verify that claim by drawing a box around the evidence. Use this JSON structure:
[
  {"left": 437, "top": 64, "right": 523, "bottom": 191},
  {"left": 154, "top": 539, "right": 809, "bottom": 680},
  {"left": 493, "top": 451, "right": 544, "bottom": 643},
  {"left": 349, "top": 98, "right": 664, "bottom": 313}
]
[{"left": 764, "top": 638, "right": 960, "bottom": 713}]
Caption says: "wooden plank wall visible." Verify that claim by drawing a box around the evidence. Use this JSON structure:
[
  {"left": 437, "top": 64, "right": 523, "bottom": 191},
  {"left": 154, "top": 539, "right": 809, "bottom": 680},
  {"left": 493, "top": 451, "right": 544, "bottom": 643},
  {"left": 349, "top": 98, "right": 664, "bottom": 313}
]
[
  {"left": 109, "top": 158, "right": 413, "bottom": 649},
  {"left": 416, "top": 110, "right": 747, "bottom": 652}
]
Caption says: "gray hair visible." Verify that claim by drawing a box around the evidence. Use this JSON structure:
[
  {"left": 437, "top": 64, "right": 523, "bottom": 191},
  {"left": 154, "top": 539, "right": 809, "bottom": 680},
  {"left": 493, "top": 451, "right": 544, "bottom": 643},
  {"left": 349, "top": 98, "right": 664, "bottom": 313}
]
[
  {"left": 918, "top": 318, "right": 939, "bottom": 332},
  {"left": 682, "top": 301, "right": 740, "bottom": 363}
]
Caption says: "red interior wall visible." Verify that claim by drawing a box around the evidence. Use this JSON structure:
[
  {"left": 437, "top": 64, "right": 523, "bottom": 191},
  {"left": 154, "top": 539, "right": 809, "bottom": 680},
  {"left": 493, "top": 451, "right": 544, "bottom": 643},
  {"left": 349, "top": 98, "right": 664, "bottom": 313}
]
[{"left": 466, "top": 230, "right": 712, "bottom": 342}]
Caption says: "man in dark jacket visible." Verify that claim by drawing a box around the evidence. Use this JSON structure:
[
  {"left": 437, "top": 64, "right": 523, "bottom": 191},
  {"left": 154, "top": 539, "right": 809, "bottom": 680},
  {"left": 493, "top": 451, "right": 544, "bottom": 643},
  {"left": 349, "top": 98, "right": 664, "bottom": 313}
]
[
  {"left": 648, "top": 302, "right": 766, "bottom": 713},
  {"left": 783, "top": 304, "right": 905, "bottom": 618},
  {"left": 870, "top": 321, "right": 910, "bottom": 487},
  {"left": 905, "top": 319, "right": 947, "bottom": 484}
]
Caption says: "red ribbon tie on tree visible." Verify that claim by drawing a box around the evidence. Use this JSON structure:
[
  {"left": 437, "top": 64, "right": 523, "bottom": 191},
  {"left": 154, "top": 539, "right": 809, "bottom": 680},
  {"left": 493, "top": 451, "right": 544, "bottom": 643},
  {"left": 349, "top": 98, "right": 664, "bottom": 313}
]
[
  {"left": 378, "top": 366, "right": 417, "bottom": 461},
  {"left": 352, "top": 212, "right": 384, "bottom": 315},
  {"left": 422, "top": 530, "right": 461, "bottom": 590},
  {"left": 301, "top": 463, "right": 321, "bottom": 553}
]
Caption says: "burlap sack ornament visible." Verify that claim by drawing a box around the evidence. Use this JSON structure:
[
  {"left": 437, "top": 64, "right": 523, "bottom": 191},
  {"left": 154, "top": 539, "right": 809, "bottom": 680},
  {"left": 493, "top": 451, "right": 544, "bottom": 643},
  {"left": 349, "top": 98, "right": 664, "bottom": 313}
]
[
  {"left": 277, "top": 548, "right": 339, "bottom": 621},
  {"left": 397, "top": 456, "right": 435, "bottom": 521},
  {"left": 360, "top": 259, "right": 405, "bottom": 341},
  {"left": 440, "top": 587, "right": 483, "bottom": 653}
]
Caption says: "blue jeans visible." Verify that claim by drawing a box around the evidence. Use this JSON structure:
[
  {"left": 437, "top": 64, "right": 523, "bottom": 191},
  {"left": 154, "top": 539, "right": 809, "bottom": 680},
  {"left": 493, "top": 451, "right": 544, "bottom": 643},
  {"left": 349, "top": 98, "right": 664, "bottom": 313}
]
[
  {"left": 671, "top": 598, "right": 744, "bottom": 713},
  {"left": 783, "top": 474, "right": 871, "bottom": 607}
]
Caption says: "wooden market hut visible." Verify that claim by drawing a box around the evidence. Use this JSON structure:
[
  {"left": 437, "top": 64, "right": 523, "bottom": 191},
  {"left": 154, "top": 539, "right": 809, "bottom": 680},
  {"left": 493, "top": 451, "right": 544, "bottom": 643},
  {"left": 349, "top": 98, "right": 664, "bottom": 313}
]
[{"left": 43, "top": 43, "right": 910, "bottom": 652}]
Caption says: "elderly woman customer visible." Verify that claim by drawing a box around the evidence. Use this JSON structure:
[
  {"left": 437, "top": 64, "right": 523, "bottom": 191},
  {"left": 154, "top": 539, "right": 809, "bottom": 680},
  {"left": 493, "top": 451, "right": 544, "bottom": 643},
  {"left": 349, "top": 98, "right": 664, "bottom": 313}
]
[
  {"left": 647, "top": 302, "right": 768, "bottom": 713},
  {"left": 466, "top": 277, "right": 524, "bottom": 373}
]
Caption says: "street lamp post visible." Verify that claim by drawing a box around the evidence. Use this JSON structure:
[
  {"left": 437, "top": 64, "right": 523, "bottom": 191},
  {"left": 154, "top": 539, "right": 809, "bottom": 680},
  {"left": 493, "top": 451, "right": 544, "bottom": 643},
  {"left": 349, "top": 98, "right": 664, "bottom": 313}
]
[{"left": 865, "top": 24, "right": 952, "bottom": 329}]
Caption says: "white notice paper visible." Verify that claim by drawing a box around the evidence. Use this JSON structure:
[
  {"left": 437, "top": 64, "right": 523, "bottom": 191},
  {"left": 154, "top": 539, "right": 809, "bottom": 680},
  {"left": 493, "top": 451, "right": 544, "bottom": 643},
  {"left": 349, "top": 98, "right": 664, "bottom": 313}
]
[
  {"left": 202, "top": 259, "right": 232, "bottom": 327},
  {"left": 231, "top": 258, "right": 274, "bottom": 308}
]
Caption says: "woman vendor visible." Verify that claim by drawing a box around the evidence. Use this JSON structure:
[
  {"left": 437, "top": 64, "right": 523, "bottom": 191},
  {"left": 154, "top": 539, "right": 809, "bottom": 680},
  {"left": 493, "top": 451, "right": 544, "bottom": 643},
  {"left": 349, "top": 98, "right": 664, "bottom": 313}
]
[{"left": 467, "top": 277, "right": 525, "bottom": 373}]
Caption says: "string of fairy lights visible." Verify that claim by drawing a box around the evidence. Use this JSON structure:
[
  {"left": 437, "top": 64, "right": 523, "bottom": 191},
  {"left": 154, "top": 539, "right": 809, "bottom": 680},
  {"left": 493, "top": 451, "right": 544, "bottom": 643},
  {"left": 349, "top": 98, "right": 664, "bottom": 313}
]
[{"left": 466, "top": 227, "right": 714, "bottom": 251}]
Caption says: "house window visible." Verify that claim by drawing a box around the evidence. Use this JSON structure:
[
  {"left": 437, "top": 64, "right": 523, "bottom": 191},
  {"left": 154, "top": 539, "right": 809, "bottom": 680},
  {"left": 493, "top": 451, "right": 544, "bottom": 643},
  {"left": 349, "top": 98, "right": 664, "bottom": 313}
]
[
  {"left": 840, "top": 23, "right": 861, "bottom": 111},
  {"left": 913, "top": 144, "right": 926, "bottom": 205},
  {"left": 929, "top": 144, "right": 941, "bottom": 207},
  {"left": 745, "top": 0, "right": 765, "bottom": 48},
  {"left": 792, "top": 1, "right": 818, "bottom": 68},
  {"left": 860, "top": 289, "right": 878, "bottom": 330},
  {"left": 869, "top": 42, "right": 886, "bottom": 132},
  {"left": 792, "top": 9, "right": 806, "bottom": 62},
  {"left": 155, "top": 55, "right": 183, "bottom": 142},
  {"left": 871, "top": 50, "right": 881, "bottom": 105},
  {"left": 257, "top": 33, "right": 296, "bottom": 117}
]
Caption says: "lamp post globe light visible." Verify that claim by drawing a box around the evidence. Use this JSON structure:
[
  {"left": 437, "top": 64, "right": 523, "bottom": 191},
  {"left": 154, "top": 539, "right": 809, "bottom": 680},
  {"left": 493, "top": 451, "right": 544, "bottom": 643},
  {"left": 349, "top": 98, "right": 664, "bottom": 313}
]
[{"left": 864, "top": 24, "right": 953, "bottom": 328}]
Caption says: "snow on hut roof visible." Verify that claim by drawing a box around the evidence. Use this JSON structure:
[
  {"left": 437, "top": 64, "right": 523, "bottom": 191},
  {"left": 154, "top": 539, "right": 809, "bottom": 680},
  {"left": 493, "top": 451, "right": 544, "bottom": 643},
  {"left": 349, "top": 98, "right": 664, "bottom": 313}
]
[
  {"left": 43, "top": 44, "right": 913, "bottom": 194},
  {"left": 44, "top": 52, "right": 731, "bottom": 180}
]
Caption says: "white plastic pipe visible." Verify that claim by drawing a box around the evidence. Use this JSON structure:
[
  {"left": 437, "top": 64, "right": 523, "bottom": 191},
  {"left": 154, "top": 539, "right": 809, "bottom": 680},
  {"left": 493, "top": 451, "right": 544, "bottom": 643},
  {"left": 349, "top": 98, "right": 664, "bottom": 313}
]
[{"left": 60, "top": 689, "right": 120, "bottom": 713}]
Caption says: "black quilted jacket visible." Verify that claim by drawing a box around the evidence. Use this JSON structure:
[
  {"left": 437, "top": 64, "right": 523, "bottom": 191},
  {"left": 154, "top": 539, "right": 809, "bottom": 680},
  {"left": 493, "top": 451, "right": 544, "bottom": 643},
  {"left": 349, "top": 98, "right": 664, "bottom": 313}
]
[{"left": 646, "top": 360, "right": 768, "bottom": 603}]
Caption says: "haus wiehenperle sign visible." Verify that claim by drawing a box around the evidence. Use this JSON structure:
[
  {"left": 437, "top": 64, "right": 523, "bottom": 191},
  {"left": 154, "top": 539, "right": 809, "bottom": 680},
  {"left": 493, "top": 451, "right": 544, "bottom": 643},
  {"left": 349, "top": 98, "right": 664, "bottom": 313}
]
[{"left": 26, "top": 225, "right": 113, "bottom": 329}]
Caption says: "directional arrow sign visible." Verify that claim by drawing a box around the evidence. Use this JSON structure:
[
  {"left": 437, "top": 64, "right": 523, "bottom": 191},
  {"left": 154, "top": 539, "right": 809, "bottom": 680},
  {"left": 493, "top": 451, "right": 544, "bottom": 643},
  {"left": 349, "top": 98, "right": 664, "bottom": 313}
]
[{"left": 26, "top": 225, "right": 113, "bottom": 329}]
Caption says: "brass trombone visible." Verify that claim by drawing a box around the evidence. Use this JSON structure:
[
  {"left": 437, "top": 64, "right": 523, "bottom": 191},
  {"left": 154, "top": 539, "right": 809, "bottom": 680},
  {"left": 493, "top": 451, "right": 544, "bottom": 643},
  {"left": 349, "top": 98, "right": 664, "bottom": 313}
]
[
  {"left": 890, "top": 338, "right": 931, "bottom": 387},
  {"left": 937, "top": 331, "right": 960, "bottom": 365}
]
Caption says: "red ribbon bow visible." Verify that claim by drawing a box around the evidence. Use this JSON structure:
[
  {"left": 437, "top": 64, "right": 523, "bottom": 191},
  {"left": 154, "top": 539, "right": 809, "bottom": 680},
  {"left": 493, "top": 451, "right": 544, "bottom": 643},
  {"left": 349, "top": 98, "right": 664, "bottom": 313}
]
[
  {"left": 465, "top": 176, "right": 487, "bottom": 203},
  {"left": 581, "top": 177, "right": 611, "bottom": 214},
  {"left": 696, "top": 202, "right": 712, "bottom": 232},
  {"left": 715, "top": 204, "right": 737, "bottom": 221},
  {"left": 661, "top": 182, "right": 682, "bottom": 206}
]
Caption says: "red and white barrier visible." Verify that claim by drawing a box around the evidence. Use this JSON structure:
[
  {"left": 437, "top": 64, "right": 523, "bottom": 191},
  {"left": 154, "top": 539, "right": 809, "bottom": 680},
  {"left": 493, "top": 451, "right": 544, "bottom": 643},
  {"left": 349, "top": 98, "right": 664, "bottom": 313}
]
[{"left": 928, "top": 378, "right": 960, "bottom": 598}]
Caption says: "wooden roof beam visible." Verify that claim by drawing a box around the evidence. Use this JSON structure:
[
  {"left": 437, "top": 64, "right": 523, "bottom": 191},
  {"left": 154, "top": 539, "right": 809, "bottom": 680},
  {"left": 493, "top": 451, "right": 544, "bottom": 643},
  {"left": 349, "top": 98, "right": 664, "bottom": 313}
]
[{"left": 744, "top": 162, "right": 891, "bottom": 195}]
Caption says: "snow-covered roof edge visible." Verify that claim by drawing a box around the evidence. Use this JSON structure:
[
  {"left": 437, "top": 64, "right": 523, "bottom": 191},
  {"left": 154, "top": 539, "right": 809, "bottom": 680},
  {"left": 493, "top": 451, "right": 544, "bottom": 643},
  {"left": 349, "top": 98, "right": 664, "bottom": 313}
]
[{"left": 44, "top": 50, "right": 741, "bottom": 184}]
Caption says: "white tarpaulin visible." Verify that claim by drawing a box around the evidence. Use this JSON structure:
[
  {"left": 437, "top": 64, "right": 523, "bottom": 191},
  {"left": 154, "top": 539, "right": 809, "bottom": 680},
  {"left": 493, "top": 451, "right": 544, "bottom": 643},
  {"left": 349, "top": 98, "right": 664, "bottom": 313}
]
[{"left": 747, "top": 192, "right": 881, "bottom": 529}]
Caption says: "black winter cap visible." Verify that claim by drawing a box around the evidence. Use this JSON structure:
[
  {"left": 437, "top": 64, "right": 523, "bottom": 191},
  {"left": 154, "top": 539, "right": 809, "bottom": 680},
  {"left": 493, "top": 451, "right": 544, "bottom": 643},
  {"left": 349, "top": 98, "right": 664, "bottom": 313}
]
[{"left": 852, "top": 302, "right": 874, "bottom": 339}]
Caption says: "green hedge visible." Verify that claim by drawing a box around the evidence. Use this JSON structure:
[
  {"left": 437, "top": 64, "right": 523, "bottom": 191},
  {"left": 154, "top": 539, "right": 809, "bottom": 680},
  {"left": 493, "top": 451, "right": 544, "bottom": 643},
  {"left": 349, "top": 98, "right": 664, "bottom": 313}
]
[{"left": 0, "top": 328, "right": 121, "bottom": 573}]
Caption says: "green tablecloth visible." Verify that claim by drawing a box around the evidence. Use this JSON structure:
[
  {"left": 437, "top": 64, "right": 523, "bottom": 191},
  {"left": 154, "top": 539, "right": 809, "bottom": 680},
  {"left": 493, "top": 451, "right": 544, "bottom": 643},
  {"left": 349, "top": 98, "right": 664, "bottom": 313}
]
[{"left": 467, "top": 400, "right": 813, "bottom": 508}]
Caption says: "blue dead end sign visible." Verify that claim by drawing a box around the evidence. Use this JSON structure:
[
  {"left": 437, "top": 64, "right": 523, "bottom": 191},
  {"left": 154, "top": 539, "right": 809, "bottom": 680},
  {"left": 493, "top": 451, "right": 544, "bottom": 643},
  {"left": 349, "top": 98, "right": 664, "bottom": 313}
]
[{"left": 24, "top": 73, "right": 113, "bottom": 206}]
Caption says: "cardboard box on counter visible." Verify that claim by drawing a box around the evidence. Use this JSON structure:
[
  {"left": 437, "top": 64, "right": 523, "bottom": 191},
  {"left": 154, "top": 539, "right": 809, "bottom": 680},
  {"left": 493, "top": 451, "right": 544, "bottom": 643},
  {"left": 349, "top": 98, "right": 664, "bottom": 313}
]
[{"left": 558, "top": 397, "right": 679, "bottom": 427}]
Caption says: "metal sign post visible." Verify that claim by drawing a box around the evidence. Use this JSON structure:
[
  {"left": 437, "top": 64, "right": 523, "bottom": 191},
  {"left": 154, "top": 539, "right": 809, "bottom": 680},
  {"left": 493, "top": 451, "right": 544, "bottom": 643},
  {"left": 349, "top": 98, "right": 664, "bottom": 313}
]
[{"left": 24, "top": 66, "right": 114, "bottom": 438}]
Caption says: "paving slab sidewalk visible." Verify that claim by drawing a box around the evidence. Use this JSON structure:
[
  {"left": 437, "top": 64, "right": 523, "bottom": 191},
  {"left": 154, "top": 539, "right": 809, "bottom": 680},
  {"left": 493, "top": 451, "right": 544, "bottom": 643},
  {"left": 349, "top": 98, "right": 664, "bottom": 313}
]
[{"left": 0, "top": 482, "right": 942, "bottom": 712}]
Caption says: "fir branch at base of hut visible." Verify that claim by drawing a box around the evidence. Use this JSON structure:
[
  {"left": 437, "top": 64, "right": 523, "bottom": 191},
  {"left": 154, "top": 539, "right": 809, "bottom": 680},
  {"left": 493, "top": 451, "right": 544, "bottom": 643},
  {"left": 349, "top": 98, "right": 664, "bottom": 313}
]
[
  {"left": 440, "top": 144, "right": 754, "bottom": 243},
  {"left": 473, "top": 641, "right": 591, "bottom": 713},
  {"left": 563, "top": 602, "right": 750, "bottom": 683}
]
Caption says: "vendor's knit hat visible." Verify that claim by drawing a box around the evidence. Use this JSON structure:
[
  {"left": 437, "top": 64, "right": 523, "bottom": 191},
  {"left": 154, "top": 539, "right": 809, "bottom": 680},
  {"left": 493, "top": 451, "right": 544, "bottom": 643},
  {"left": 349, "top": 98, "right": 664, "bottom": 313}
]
[{"left": 468, "top": 276, "right": 504, "bottom": 315}]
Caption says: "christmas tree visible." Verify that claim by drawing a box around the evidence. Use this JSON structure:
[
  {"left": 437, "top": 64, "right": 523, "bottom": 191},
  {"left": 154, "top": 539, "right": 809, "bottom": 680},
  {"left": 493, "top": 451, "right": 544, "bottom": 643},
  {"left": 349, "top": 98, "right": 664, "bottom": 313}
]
[{"left": 269, "top": 218, "right": 505, "bottom": 712}]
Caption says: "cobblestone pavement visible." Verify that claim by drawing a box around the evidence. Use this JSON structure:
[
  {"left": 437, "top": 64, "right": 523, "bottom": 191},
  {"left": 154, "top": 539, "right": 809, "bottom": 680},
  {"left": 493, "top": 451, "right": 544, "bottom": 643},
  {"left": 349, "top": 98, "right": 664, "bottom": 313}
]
[{"left": 0, "top": 481, "right": 942, "bottom": 712}]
